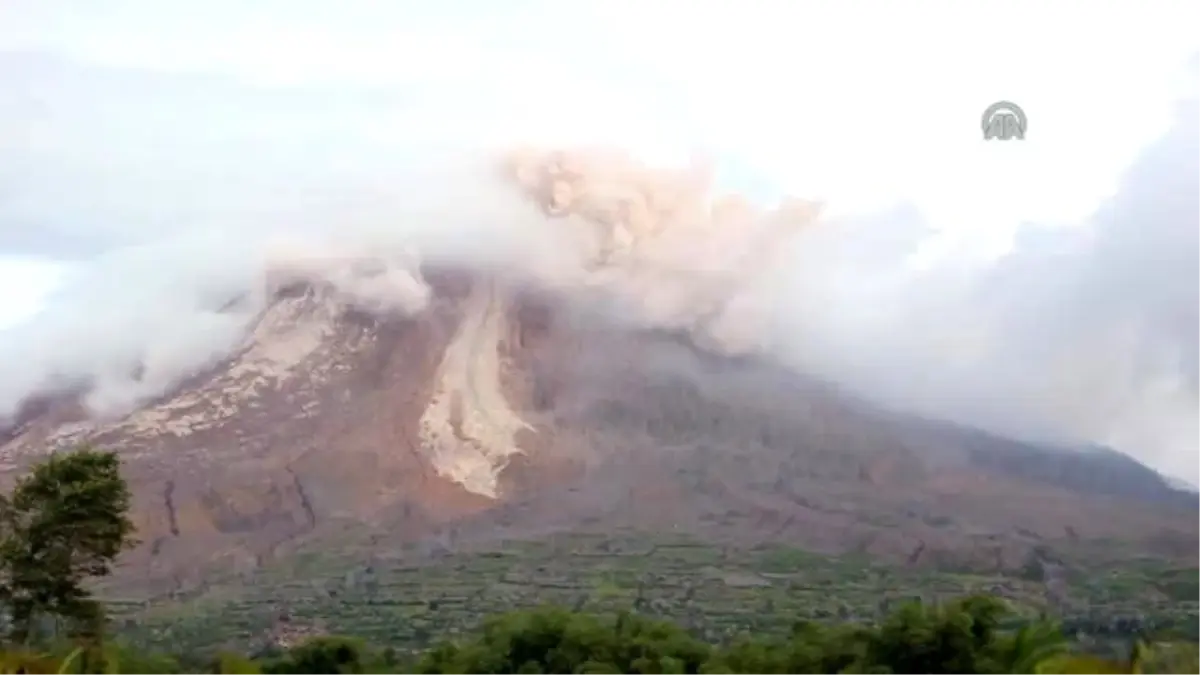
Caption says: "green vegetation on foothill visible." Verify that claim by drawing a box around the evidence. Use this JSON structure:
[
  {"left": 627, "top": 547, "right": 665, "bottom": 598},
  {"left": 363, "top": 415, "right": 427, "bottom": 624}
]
[
  {"left": 109, "top": 531, "right": 1196, "bottom": 658},
  {"left": 1, "top": 447, "right": 1196, "bottom": 673}
]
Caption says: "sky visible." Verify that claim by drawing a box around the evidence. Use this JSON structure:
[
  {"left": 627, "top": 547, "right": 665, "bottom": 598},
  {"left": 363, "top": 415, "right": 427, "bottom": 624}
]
[{"left": 0, "top": 1, "right": 1197, "bottom": 481}]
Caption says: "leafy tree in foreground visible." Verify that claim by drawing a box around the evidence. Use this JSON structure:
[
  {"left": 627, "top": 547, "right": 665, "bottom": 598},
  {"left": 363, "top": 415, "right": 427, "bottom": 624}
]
[
  {"left": 700, "top": 619, "right": 874, "bottom": 674},
  {"left": 0, "top": 447, "right": 136, "bottom": 643},
  {"left": 862, "top": 594, "right": 1012, "bottom": 673},
  {"left": 260, "top": 636, "right": 369, "bottom": 674},
  {"left": 413, "top": 597, "right": 1080, "bottom": 674},
  {"left": 416, "top": 606, "right": 712, "bottom": 674}
]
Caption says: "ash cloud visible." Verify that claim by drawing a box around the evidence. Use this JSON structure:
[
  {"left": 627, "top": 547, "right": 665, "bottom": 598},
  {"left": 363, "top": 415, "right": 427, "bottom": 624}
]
[
  {"left": 767, "top": 95, "right": 1199, "bottom": 481},
  {"left": 0, "top": 51, "right": 820, "bottom": 422},
  {"left": 0, "top": 46, "right": 1196, "bottom": 483}
]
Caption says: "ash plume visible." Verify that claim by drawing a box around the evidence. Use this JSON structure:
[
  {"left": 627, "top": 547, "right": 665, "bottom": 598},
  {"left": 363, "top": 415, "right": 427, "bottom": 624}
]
[
  {"left": 0, "top": 42, "right": 1196, "bottom": 485},
  {"left": 0, "top": 99, "right": 827, "bottom": 426}
]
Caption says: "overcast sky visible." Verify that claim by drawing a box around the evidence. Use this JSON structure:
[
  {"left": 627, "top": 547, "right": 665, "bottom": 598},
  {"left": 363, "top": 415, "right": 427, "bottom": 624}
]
[{"left": 0, "top": 1, "right": 1197, "bottom": 481}]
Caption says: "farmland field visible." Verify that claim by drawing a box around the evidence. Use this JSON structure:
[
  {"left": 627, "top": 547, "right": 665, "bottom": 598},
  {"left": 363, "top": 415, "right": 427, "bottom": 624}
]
[{"left": 102, "top": 531, "right": 1199, "bottom": 656}]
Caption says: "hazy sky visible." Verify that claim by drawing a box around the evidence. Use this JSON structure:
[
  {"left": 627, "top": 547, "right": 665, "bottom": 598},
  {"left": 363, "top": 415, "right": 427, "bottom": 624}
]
[
  {"left": 0, "top": 1, "right": 1194, "bottom": 299},
  {"left": 0, "top": 1, "right": 1197, "bottom": 480}
]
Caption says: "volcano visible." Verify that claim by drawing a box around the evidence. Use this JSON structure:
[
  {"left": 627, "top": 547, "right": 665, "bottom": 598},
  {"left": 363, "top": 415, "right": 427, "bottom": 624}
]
[{"left": 0, "top": 150, "right": 1194, "bottom": 602}]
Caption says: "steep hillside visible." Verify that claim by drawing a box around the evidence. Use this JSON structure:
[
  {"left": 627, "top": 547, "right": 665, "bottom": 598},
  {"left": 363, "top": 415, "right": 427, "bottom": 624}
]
[
  {"left": 0, "top": 149, "right": 1193, "bottom": 607},
  {"left": 1, "top": 270, "right": 1194, "bottom": 605}
]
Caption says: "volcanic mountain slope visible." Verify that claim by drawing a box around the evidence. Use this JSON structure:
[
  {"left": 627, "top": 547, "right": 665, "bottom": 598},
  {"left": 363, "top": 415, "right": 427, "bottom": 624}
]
[
  {"left": 1, "top": 269, "right": 1195, "bottom": 601},
  {"left": 0, "top": 149, "right": 1195, "bottom": 600}
]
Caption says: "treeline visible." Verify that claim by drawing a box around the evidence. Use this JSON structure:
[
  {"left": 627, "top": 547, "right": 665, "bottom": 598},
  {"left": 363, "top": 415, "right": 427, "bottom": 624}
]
[
  {"left": 0, "top": 448, "right": 1196, "bottom": 674},
  {"left": 4, "top": 599, "right": 1199, "bottom": 673}
]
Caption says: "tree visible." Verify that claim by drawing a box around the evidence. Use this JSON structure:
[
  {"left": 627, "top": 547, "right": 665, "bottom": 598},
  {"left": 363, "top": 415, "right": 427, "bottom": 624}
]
[
  {"left": 417, "top": 606, "right": 713, "bottom": 674},
  {"left": 260, "top": 636, "right": 369, "bottom": 674},
  {"left": 0, "top": 447, "right": 136, "bottom": 643},
  {"left": 702, "top": 620, "right": 874, "bottom": 674},
  {"left": 861, "top": 594, "right": 1011, "bottom": 673}
]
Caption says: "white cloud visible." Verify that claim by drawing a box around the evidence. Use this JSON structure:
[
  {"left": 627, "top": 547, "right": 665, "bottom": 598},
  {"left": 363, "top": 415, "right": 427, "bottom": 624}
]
[{"left": 0, "top": 256, "right": 68, "bottom": 330}]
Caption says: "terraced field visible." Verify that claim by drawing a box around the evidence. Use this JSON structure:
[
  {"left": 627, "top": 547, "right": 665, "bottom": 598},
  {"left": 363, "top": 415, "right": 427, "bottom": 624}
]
[{"left": 100, "top": 530, "right": 1198, "bottom": 657}]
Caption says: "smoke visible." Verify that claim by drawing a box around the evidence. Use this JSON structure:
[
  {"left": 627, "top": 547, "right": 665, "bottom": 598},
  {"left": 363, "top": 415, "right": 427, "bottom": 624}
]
[
  {"left": 501, "top": 148, "right": 822, "bottom": 350},
  {"left": 0, "top": 50, "right": 826, "bottom": 426},
  {"left": 0, "top": 34, "right": 1197, "bottom": 482},
  {"left": 765, "top": 93, "right": 1200, "bottom": 482},
  {"left": 0, "top": 174, "right": 595, "bottom": 422}
]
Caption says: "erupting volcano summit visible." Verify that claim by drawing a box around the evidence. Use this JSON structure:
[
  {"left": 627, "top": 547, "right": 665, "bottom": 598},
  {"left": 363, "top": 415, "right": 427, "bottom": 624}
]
[{"left": 0, "top": 150, "right": 1194, "bottom": 598}]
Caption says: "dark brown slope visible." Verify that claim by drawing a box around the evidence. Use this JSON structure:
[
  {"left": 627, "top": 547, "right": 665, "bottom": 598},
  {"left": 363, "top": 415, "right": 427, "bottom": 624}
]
[
  {"left": 478, "top": 302, "right": 1196, "bottom": 562},
  {"left": 0, "top": 273, "right": 490, "bottom": 596},
  {"left": 0, "top": 272, "right": 1194, "bottom": 600}
]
